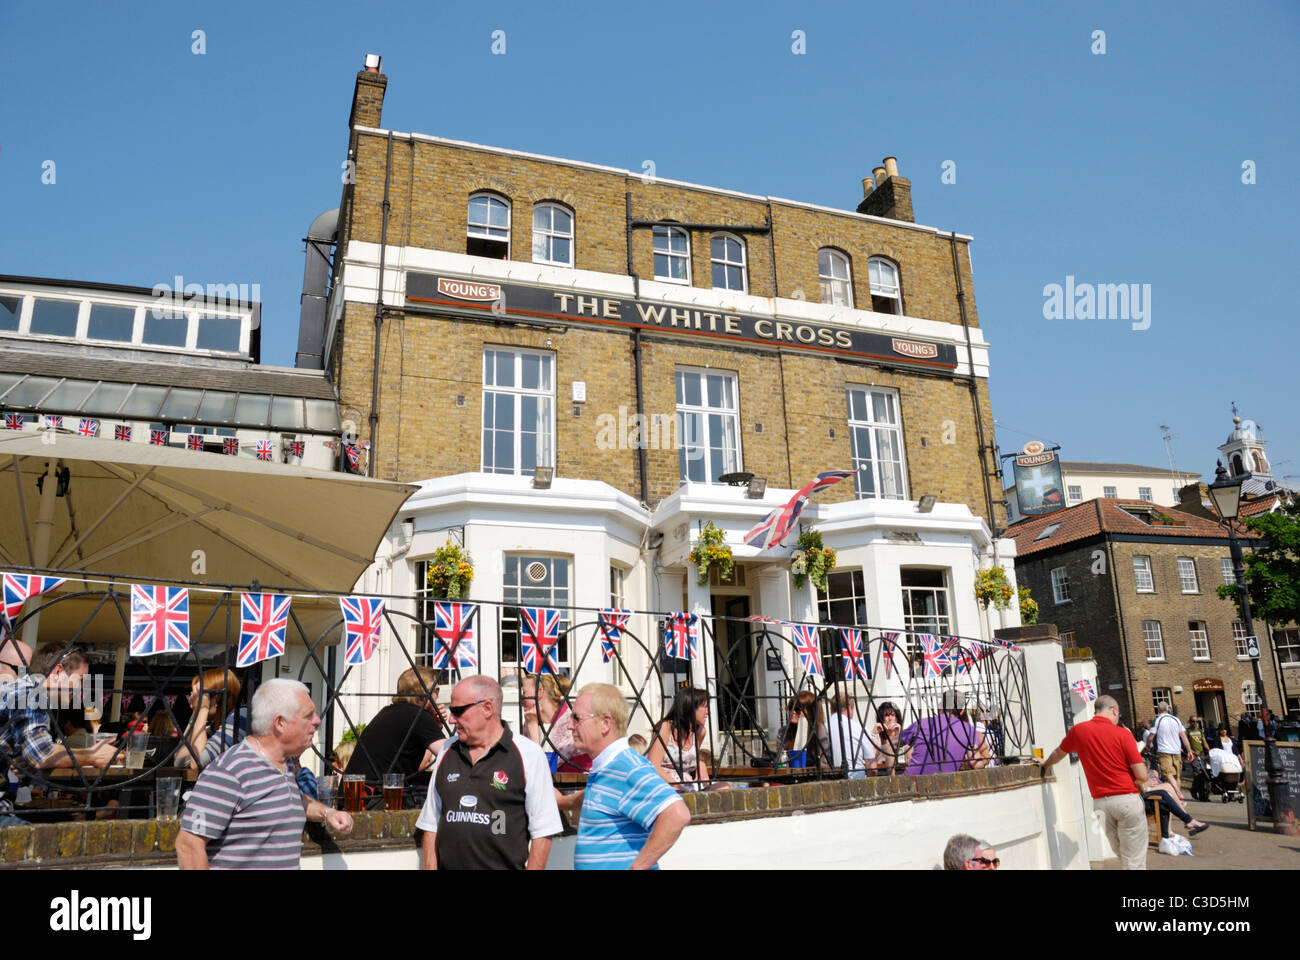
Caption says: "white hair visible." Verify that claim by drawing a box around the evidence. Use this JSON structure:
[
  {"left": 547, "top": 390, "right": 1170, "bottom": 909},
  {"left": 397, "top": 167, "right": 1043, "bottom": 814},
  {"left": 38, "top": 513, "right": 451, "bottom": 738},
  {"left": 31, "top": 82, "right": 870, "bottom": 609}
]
[{"left": 250, "top": 679, "right": 310, "bottom": 735}]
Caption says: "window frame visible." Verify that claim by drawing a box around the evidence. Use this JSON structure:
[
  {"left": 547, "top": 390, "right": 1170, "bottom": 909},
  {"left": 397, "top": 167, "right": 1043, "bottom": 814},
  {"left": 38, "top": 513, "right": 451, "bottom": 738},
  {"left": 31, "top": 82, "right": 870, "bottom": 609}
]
[
  {"left": 846, "top": 385, "right": 907, "bottom": 501},
  {"left": 653, "top": 225, "right": 691, "bottom": 285},
  {"left": 531, "top": 202, "right": 574, "bottom": 267},
  {"left": 1275, "top": 628, "right": 1300, "bottom": 668},
  {"left": 1189, "top": 621, "right": 1210, "bottom": 662},
  {"left": 1067, "top": 485, "right": 1083, "bottom": 503},
  {"left": 866, "top": 256, "right": 902, "bottom": 315},
  {"left": 501, "top": 555, "right": 573, "bottom": 670},
  {"left": 481, "top": 346, "right": 556, "bottom": 478},
  {"left": 1177, "top": 557, "right": 1200, "bottom": 593},
  {"left": 1142, "top": 620, "right": 1166, "bottom": 661},
  {"left": 1233, "top": 621, "right": 1251, "bottom": 659},
  {"left": 818, "top": 248, "right": 853, "bottom": 307},
  {"left": 709, "top": 233, "right": 747, "bottom": 293},
  {"left": 1151, "top": 687, "right": 1173, "bottom": 716},
  {"left": 467, "top": 193, "right": 511, "bottom": 258},
  {"left": 900, "top": 568, "right": 952, "bottom": 667},
  {"left": 1133, "top": 555, "right": 1155, "bottom": 593},
  {"left": 1103, "top": 485, "right": 1117, "bottom": 499},
  {"left": 1221, "top": 558, "right": 1237, "bottom": 586},
  {"left": 1050, "top": 567, "right": 1071, "bottom": 604},
  {"left": 1138, "top": 487, "right": 1153, "bottom": 502},
  {"left": 675, "top": 367, "right": 741, "bottom": 485}
]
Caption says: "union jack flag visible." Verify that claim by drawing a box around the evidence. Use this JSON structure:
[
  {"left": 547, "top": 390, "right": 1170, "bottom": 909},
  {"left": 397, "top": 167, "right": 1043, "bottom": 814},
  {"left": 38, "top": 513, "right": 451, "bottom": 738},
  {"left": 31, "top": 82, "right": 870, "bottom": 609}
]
[
  {"left": 840, "top": 627, "right": 870, "bottom": 681},
  {"left": 947, "top": 640, "right": 977, "bottom": 676},
  {"left": 788, "top": 623, "right": 823, "bottom": 678},
  {"left": 985, "top": 636, "right": 1023, "bottom": 653},
  {"left": 43, "top": 415, "right": 63, "bottom": 430},
  {"left": 288, "top": 440, "right": 305, "bottom": 459},
  {"left": 664, "top": 612, "right": 699, "bottom": 661},
  {"left": 918, "top": 634, "right": 951, "bottom": 678},
  {"left": 345, "top": 444, "right": 363, "bottom": 470},
  {"left": 2, "top": 573, "right": 68, "bottom": 621},
  {"left": 223, "top": 437, "right": 239, "bottom": 456},
  {"left": 431, "top": 601, "right": 478, "bottom": 670},
  {"left": 77, "top": 418, "right": 99, "bottom": 437},
  {"left": 520, "top": 606, "right": 561, "bottom": 675},
  {"left": 1072, "top": 678, "right": 1097, "bottom": 703},
  {"left": 742, "top": 469, "right": 856, "bottom": 550},
  {"left": 149, "top": 428, "right": 168, "bottom": 446},
  {"left": 114, "top": 424, "right": 132, "bottom": 442},
  {"left": 4, "top": 413, "right": 22, "bottom": 430},
  {"left": 598, "top": 608, "right": 631, "bottom": 663},
  {"left": 187, "top": 434, "right": 204, "bottom": 451},
  {"left": 237, "top": 593, "right": 291, "bottom": 667},
  {"left": 129, "top": 585, "right": 190, "bottom": 656},
  {"left": 255, "top": 440, "right": 275, "bottom": 462},
  {"left": 339, "top": 596, "right": 385, "bottom": 666},
  {"left": 879, "top": 632, "right": 904, "bottom": 679}
]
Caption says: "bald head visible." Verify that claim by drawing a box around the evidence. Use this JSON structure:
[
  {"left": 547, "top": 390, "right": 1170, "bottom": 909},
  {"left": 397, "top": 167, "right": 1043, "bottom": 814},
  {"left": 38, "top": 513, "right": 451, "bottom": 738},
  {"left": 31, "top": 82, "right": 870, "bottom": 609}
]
[{"left": 456, "top": 675, "right": 503, "bottom": 716}]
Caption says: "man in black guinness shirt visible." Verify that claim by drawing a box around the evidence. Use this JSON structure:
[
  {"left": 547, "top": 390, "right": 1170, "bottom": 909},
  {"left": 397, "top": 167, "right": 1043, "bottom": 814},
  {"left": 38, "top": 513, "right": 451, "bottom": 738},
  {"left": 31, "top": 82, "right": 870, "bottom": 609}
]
[{"left": 416, "top": 675, "right": 561, "bottom": 869}]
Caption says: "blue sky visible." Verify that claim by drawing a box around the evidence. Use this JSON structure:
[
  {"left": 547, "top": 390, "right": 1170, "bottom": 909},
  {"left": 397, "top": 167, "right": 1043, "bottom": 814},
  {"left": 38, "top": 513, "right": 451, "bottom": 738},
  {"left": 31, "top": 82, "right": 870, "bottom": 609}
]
[{"left": 2, "top": 0, "right": 1297, "bottom": 486}]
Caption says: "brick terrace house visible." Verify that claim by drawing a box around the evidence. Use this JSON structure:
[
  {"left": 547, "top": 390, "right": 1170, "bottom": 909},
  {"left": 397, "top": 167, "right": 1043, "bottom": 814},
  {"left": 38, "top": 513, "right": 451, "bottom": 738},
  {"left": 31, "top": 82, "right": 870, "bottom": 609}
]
[
  {"left": 1010, "top": 497, "right": 1292, "bottom": 730},
  {"left": 304, "top": 56, "right": 1020, "bottom": 735}
]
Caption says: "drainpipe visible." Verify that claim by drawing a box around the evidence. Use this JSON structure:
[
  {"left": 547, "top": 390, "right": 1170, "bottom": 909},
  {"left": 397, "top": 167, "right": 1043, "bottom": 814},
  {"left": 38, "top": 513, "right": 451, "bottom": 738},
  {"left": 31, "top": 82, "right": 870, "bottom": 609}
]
[
  {"left": 947, "top": 234, "right": 997, "bottom": 532},
  {"left": 367, "top": 131, "right": 393, "bottom": 478},
  {"left": 627, "top": 191, "right": 649, "bottom": 505},
  {"left": 1105, "top": 532, "right": 1138, "bottom": 722}
]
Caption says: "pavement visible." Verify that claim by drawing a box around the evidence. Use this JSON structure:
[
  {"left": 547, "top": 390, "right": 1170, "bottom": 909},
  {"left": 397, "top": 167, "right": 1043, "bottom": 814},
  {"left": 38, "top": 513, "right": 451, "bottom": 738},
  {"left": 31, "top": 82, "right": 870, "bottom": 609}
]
[{"left": 1092, "top": 788, "right": 1300, "bottom": 870}]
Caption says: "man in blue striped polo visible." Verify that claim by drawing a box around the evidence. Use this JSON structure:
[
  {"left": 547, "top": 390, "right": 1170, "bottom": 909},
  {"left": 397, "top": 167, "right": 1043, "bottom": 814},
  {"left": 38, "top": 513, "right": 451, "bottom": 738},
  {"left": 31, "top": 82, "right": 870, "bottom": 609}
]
[{"left": 570, "top": 683, "right": 689, "bottom": 870}]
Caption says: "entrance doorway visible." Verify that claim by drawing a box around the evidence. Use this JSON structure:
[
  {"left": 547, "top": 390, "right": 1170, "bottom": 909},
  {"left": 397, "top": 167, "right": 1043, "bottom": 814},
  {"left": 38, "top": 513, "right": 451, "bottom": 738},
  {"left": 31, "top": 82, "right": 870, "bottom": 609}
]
[
  {"left": 1194, "top": 684, "right": 1227, "bottom": 730},
  {"left": 711, "top": 594, "right": 759, "bottom": 735}
]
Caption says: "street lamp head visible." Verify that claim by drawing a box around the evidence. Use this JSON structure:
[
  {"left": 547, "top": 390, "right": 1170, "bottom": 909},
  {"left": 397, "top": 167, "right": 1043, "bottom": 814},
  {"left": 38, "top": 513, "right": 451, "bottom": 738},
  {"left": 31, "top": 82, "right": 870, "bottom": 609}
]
[{"left": 1208, "top": 459, "right": 1244, "bottom": 522}]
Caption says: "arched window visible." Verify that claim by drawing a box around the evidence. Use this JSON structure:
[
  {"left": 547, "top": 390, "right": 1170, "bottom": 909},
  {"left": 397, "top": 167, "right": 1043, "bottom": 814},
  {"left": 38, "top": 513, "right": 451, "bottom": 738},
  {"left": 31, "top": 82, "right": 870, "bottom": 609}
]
[
  {"left": 532, "top": 203, "right": 574, "bottom": 266},
  {"left": 467, "top": 193, "right": 510, "bottom": 259},
  {"left": 867, "top": 257, "right": 902, "bottom": 314},
  {"left": 709, "top": 233, "right": 747, "bottom": 292},
  {"left": 653, "top": 226, "right": 690, "bottom": 284},
  {"left": 818, "top": 248, "right": 852, "bottom": 306},
  {"left": 1231, "top": 454, "right": 1244, "bottom": 476}
]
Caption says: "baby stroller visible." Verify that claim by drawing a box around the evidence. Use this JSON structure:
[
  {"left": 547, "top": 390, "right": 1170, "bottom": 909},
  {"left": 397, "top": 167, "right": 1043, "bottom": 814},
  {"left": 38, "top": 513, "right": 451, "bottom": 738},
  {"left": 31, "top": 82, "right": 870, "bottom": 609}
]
[{"left": 1189, "top": 755, "right": 1245, "bottom": 803}]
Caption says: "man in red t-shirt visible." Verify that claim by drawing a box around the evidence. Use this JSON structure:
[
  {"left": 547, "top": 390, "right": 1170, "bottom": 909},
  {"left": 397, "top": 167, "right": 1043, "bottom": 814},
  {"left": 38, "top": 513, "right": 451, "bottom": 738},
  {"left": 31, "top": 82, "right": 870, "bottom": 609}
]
[{"left": 1040, "top": 695, "right": 1149, "bottom": 870}]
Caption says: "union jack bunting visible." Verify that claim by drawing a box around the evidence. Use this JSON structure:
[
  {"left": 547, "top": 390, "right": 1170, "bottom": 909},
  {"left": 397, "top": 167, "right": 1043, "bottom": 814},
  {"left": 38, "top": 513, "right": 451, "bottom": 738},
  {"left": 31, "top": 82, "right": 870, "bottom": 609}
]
[
  {"left": 743, "top": 469, "right": 857, "bottom": 549},
  {"left": 114, "top": 424, "right": 132, "bottom": 442},
  {"left": 288, "top": 440, "right": 305, "bottom": 459},
  {"left": 431, "top": 601, "right": 478, "bottom": 670},
  {"left": 339, "top": 596, "right": 385, "bottom": 666},
  {"left": 129, "top": 585, "right": 190, "bottom": 656},
  {"left": 879, "top": 632, "right": 904, "bottom": 679},
  {"left": 918, "top": 633, "right": 951, "bottom": 678},
  {"left": 598, "top": 608, "right": 631, "bottom": 663},
  {"left": 223, "top": 437, "right": 239, "bottom": 456},
  {"left": 984, "top": 636, "right": 1023, "bottom": 653},
  {"left": 664, "top": 612, "right": 699, "bottom": 661},
  {"left": 237, "top": 593, "right": 291, "bottom": 667},
  {"left": 1072, "top": 678, "right": 1097, "bottom": 703},
  {"left": 77, "top": 418, "right": 99, "bottom": 437},
  {"left": 840, "top": 627, "right": 870, "bottom": 681},
  {"left": 345, "top": 444, "right": 363, "bottom": 470},
  {"left": 187, "top": 434, "right": 204, "bottom": 450},
  {"left": 149, "top": 428, "right": 168, "bottom": 446},
  {"left": 788, "top": 623, "right": 823, "bottom": 678},
  {"left": 4, "top": 413, "right": 22, "bottom": 430},
  {"left": 255, "top": 440, "right": 275, "bottom": 462},
  {"left": 43, "top": 415, "right": 63, "bottom": 430},
  {"left": 520, "top": 607, "right": 561, "bottom": 675},
  {"left": 946, "top": 639, "right": 977, "bottom": 676},
  {"left": 2, "top": 573, "right": 68, "bottom": 621}
]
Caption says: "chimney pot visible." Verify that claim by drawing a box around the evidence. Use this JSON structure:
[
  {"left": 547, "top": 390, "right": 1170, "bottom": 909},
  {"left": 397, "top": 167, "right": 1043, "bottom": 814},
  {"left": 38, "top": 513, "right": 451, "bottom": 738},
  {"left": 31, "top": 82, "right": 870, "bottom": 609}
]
[
  {"left": 364, "top": 53, "right": 382, "bottom": 73},
  {"left": 872, "top": 165, "right": 888, "bottom": 184},
  {"left": 883, "top": 156, "right": 899, "bottom": 179},
  {"left": 862, "top": 177, "right": 875, "bottom": 196}
]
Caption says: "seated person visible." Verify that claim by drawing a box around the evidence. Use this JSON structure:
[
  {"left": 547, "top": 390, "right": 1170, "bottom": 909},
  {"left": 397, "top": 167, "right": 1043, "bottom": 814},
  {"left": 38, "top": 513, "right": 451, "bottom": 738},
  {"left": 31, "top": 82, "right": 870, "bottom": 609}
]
[
  {"left": 344, "top": 666, "right": 447, "bottom": 791},
  {"left": 1141, "top": 768, "right": 1208, "bottom": 838},
  {"left": 0, "top": 639, "right": 33, "bottom": 682},
  {"left": 177, "top": 668, "right": 244, "bottom": 768}
]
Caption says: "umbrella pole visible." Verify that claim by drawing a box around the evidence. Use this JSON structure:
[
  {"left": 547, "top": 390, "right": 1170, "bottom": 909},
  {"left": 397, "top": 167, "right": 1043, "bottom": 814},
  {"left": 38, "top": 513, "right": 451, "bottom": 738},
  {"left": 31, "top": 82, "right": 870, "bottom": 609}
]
[
  {"left": 21, "top": 460, "right": 61, "bottom": 650},
  {"left": 110, "top": 645, "right": 127, "bottom": 723}
]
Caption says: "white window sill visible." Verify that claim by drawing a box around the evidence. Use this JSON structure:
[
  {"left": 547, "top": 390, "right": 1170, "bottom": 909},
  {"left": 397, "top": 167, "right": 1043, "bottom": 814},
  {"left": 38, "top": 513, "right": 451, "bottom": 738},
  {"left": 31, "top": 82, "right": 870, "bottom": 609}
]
[
  {"left": 1282, "top": 662, "right": 1300, "bottom": 669},
  {"left": 1054, "top": 599, "right": 1071, "bottom": 606},
  {"left": 1193, "top": 657, "right": 1211, "bottom": 663},
  {"left": 1146, "top": 658, "right": 1167, "bottom": 663},
  {"left": 654, "top": 275, "right": 690, "bottom": 286}
]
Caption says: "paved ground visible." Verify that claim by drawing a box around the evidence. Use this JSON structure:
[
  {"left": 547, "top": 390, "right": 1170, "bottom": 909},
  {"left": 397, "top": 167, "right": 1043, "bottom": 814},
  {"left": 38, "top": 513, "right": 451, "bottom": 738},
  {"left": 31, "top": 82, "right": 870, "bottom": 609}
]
[{"left": 1092, "top": 790, "right": 1300, "bottom": 870}]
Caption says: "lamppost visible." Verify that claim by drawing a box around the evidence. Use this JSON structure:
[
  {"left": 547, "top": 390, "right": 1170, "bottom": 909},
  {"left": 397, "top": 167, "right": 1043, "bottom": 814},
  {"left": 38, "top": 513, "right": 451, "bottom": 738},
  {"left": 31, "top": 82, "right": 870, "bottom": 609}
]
[{"left": 1208, "top": 460, "right": 1298, "bottom": 835}]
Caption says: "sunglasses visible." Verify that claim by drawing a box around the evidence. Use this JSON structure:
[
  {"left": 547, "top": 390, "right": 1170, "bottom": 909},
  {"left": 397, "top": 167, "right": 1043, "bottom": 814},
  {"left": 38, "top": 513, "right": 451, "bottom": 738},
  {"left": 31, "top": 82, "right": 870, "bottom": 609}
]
[
  {"left": 448, "top": 698, "right": 489, "bottom": 718},
  {"left": 970, "top": 857, "right": 1000, "bottom": 868}
]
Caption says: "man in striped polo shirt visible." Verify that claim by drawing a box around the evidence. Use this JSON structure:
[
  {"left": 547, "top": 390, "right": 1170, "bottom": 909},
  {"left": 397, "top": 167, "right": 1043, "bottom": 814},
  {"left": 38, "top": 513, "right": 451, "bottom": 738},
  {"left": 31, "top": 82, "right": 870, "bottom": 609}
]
[
  {"left": 176, "top": 679, "right": 352, "bottom": 869},
  {"left": 570, "top": 683, "right": 689, "bottom": 870}
]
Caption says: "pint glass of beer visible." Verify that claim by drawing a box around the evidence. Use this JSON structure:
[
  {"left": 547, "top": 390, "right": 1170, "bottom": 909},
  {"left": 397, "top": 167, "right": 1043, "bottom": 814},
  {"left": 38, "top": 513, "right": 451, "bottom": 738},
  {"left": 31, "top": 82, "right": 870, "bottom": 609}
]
[
  {"left": 342, "top": 774, "right": 366, "bottom": 813},
  {"left": 383, "top": 773, "right": 404, "bottom": 810}
]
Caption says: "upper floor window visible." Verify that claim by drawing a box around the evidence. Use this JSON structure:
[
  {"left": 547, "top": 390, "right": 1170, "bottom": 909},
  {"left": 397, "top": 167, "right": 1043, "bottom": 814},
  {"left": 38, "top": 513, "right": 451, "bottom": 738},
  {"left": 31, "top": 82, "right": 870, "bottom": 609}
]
[
  {"left": 29, "top": 298, "right": 80, "bottom": 338},
  {"left": 532, "top": 203, "right": 573, "bottom": 267},
  {"left": 653, "top": 226, "right": 690, "bottom": 284},
  {"left": 87, "top": 304, "right": 136, "bottom": 343},
  {"left": 1138, "top": 487, "right": 1153, "bottom": 502},
  {"left": 1133, "top": 556, "right": 1154, "bottom": 593},
  {"left": 847, "top": 386, "right": 906, "bottom": 500},
  {"left": 867, "top": 257, "right": 901, "bottom": 314},
  {"left": 0, "top": 295, "right": 20, "bottom": 331},
  {"left": 1276, "top": 628, "right": 1300, "bottom": 667},
  {"left": 1067, "top": 485, "right": 1083, "bottom": 503},
  {"left": 1177, "top": 558, "right": 1199, "bottom": 593},
  {"left": 710, "top": 234, "right": 747, "bottom": 292},
  {"left": 1143, "top": 621, "right": 1165, "bottom": 661},
  {"left": 467, "top": 194, "right": 510, "bottom": 259},
  {"left": 676, "top": 368, "right": 739, "bottom": 484},
  {"left": 1103, "top": 485, "right": 1117, "bottom": 499},
  {"left": 482, "top": 347, "right": 554, "bottom": 477},
  {"left": 1051, "top": 567, "right": 1071, "bottom": 604},
  {"left": 1189, "top": 621, "right": 1210, "bottom": 661},
  {"left": 1221, "top": 558, "right": 1236, "bottom": 586},
  {"left": 818, "top": 249, "right": 852, "bottom": 306},
  {"left": 1233, "top": 621, "right": 1251, "bottom": 658}
]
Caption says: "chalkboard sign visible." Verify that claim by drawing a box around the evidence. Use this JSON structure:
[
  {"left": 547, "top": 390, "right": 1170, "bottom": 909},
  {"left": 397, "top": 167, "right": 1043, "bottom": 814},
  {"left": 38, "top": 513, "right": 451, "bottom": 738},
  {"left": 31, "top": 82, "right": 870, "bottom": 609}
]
[
  {"left": 1056, "top": 663, "right": 1079, "bottom": 764},
  {"left": 1243, "top": 741, "right": 1300, "bottom": 832}
]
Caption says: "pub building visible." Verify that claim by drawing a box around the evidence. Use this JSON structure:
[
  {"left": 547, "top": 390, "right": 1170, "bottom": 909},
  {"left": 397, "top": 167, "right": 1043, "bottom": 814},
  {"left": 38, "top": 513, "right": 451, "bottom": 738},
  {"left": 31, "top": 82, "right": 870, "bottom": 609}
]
[{"left": 306, "top": 55, "right": 1021, "bottom": 739}]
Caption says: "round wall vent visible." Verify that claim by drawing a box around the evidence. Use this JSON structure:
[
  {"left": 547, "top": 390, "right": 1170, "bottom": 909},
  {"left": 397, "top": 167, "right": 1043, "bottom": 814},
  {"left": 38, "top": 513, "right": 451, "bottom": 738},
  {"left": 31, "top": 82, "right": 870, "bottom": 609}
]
[{"left": 526, "top": 561, "right": 549, "bottom": 583}]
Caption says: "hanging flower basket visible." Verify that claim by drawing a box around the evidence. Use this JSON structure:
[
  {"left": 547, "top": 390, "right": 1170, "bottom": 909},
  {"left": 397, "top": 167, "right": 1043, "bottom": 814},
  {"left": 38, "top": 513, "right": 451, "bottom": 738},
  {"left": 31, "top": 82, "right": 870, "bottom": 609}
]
[
  {"left": 791, "top": 529, "right": 836, "bottom": 592},
  {"left": 426, "top": 540, "right": 474, "bottom": 599},
  {"left": 974, "top": 566, "right": 1015, "bottom": 610},
  {"left": 689, "top": 522, "right": 734, "bottom": 586},
  {"left": 1019, "top": 586, "right": 1039, "bottom": 625}
]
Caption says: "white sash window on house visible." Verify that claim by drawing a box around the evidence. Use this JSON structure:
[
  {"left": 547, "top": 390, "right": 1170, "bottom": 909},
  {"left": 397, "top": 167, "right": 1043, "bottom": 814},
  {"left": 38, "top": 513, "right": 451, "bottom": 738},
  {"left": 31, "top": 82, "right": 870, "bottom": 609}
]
[
  {"left": 482, "top": 348, "right": 555, "bottom": 477},
  {"left": 676, "top": 368, "right": 740, "bottom": 484},
  {"left": 847, "top": 386, "right": 906, "bottom": 500}
]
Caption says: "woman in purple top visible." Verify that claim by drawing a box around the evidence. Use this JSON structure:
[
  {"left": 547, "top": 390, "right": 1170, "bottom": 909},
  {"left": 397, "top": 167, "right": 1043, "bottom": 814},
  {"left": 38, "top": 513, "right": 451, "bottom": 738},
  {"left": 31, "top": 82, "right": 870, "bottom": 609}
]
[{"left": 900, "top": 699, "right": 989, "bottom": 774}]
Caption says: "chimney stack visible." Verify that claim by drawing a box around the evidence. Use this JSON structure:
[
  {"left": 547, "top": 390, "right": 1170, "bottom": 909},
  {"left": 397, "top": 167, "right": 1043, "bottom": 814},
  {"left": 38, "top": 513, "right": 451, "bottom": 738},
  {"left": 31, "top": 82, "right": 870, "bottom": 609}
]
[
  {"left": 350, "top": 52, "right": 388, "bottom": 130},
  {"left": 857, "top": 155, "right": 914, "bottom": 223},
  {"left": 861, "top": 177, "right": 875, "bottom": 196}
]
